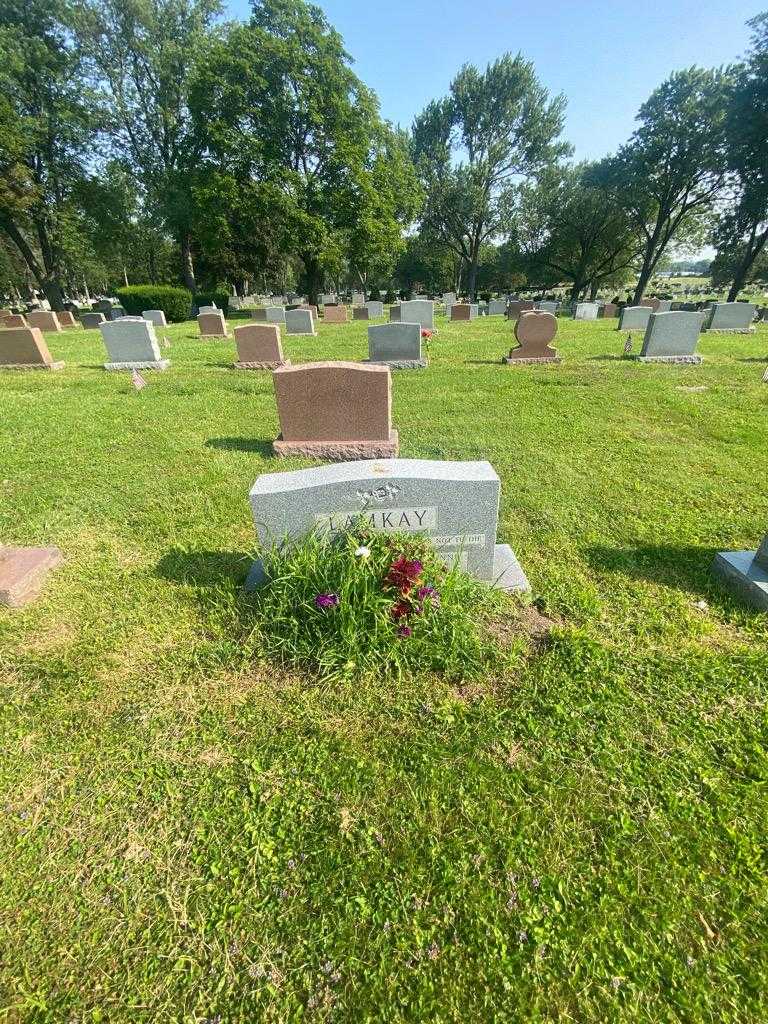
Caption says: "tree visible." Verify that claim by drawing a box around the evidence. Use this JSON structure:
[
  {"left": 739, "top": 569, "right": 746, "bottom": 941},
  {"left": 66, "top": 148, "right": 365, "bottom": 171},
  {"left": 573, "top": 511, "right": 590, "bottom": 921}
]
[
  {"left": 608, "top": 67, "right": 733, "bottom": 304},
  {"left": 75, "top": 0, "right": 221, "bottom": 290},
  {"left": 411, "top": 54, "right": 568, "bottom": 300},
  {"left": 517, "top": 162, "right": 641, "bottom": 301},
  {"left": 394, "top": 233, "right": 459, "bottom": 296},
  {"left": 0, "top": 0, "right": 100, "bottom": 309},
  {"left": 188, "top": 0, "right": 418, "bottom": 305},
  {"left": 715, "top": 13, "right": 768, "bottom": 300}
]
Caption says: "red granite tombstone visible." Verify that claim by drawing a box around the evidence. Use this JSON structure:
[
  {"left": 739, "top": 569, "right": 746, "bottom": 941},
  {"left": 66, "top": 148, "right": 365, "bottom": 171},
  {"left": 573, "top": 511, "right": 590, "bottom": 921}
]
[
  {"left": 639, "top": 298, "right": 660, "bottom": 312},
  {"left": 600, "top": 303, "right": 618, "bottom": 318},
  {"left": 323, "top": 305, "right": 348, "bottom": 324},
  {"left": 503, "top": 311, "right": 560, "bottom": 364},
  {"left": 233, "top": 324, "right": 289, "bottom": 369},
  {"left": 27, "top": 310, "right": 62, "bottom": 332},
  {"left": 1, "top": 314, "right": 27, "bottom": 328},
  {"left": 0, "top": 326, "right": 64, "bottom": 369},
  {"left": 272, "top": 361, "right": 398, "bottom": 460},
  {"left": 58, "top": 311, "right": 79, "bottom": 329},
  {"left": 0, "top": 545, "right": 63, "bottom": 606},
  {"left": 451, "top": 304, "right": 472, "bottom": 321}
]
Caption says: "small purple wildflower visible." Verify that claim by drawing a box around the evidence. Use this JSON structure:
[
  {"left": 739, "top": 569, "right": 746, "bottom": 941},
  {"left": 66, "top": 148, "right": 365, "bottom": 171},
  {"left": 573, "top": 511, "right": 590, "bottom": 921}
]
[
  {"left": 417, "top": 585, "right": 441, "bottom": 607},
  {"left": 397, "top": 625, "right": 412, "bottom": 638},
  {"left": 315, "top": 592, "right": 339, "bottom": 611}
]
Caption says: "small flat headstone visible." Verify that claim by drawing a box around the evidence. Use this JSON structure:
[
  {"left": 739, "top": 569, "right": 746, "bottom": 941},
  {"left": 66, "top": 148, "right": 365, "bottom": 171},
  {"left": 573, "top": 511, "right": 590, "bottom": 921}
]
[
  {"left": 712, "top": 533, "right": 768, "bottom": 610},
  {"left": 0, "top": 545, "right": 63, "bottom": 607}
]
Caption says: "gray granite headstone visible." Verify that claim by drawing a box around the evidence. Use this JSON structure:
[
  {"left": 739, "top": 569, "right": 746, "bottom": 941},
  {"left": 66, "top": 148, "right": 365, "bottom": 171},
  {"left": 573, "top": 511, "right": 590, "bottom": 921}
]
[
  {"left": 198, "top": 305, "right": 218, "bottom": 314},
  {"left": 400, "top": 299, "right": 434, "bottom": 331},
  {"left": 487, "top": 299, "right": 507, "bottom": 316},
  {"left": 81, "top": 312, "right": 106, "bottom": 328},
  {"left": 367, "top": 322, "right": 426, "bottom": 369},
  {"left": 389, "top": 304, "right": 401, "bottom": 322},
  {"left": 537, "top": 301, "right": 559, "bottom": 314},
  {"left": 638, "top": 311, "right": 703, "bottom": 362},
  {"left": 246, "top": 458, "right": 529, "bottom": 593},
  {"left": 285, "top": 308, "right": 316, "bottom": 335},
  {"left": 712, "top": 532, "right": 768, "bottom": 610},
  {"left": 656, "top": 300, "right": 673, "bottom": 313},
  {"left": 109, "top": 306, "right": 127, "bottom": 320},
  {"left": 99, "top": 317, "right": 169, "bottom": 370},
  {"left": 265, "top": 306, "right": 286, "bottom": 324},
  {"left": 365, "top": 300, "right": 384, "bottom": 318},
  {"left": 142, "top": 309, "right": 167, "bottom": 327},
  {"left": 575, "top": 302, "right": 599, "bottom": 320},
  {"left": 706, "top": 302, "right": 756, "bottom": 332},
  {"left": 442, "top": 292, "right": 457, "bottom": 306},
  {"left": 619, "top": 306, "right": 652, "bottom": 331}
]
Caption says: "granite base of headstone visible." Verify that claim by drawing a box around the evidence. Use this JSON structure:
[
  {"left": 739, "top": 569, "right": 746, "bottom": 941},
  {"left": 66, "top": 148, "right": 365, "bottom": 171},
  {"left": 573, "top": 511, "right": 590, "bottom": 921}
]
[
  {"left": 271, "top": 361, "right": 398, "bottom": 460},
  {"left": 503, "top": 311, "right": 560, "bottom": 364},
  {"left": 245, "top": 459, "right": 530, "bottom": 594},
  {"left": 712, "top": 534, "right": 768, "bottom": 611},
  {"left": 0, "top": 545, "right": 63, "bottom": 607}
]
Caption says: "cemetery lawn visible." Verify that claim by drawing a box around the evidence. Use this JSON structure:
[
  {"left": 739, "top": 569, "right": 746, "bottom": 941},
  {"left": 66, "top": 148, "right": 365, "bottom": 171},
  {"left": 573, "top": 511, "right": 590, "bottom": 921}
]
[{"left": 2, "top": 313, "right": 768, "bottom": 1024}]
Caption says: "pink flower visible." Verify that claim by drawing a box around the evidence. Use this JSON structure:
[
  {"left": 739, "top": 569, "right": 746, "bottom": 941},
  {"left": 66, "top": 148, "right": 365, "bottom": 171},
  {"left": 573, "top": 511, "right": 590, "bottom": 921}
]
[
  {"left": 397, "top": 625, "right": 412, "bottom": 638},
  {"left": 385, "top": 556, "right": 423, "bottom": 593},
  {"left": 315, "top": 593, "right": 339, "bottom": 611}
]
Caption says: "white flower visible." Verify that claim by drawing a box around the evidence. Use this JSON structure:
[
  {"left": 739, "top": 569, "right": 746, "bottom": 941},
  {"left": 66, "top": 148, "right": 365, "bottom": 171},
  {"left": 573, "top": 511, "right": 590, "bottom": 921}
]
[{"left": 354, "top": 546, "right": 371, "bottom": 559}]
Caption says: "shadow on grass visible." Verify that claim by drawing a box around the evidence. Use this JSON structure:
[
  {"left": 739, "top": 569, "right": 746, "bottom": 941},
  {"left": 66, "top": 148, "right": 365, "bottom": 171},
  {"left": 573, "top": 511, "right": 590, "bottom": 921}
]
[
  {"left": 465, "top": 359, "right": 503, "bottom": 366},
  {"left": 585, "top": 543, "right": 718, "bottom": 596},
  {"left": 737, "top": 357, "right": 768, "bottom": 363},
  {"left": 585, "top": 354, "right": 626, "bottom": 362},
  {"left": 206, "top": 437, "right": 274, "bottom": 455},
  {"left": 156, "top": 547, "right": 253, "bottom": 588}
]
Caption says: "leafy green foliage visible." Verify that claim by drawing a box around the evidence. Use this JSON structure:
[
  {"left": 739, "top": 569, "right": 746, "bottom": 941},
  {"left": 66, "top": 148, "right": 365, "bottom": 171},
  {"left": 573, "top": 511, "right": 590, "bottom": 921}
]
[
  {"left": 116, "top": 284, "right": 192, "bottom": 321},
  {"left": 412, "top": 54, "right": 568, "bottom": 298},
  {"left": 193, "top": 289, "right": 229, "bottom": 314},
  {"left": 253, "top": 529, "right": 509, "bottom": 681}
]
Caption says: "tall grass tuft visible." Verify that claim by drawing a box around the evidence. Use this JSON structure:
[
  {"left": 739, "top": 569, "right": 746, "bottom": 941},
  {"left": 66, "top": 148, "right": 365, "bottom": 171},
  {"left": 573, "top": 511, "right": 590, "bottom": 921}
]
[{"left": 249, "top": 528, "right": 511, "bottom": 681}]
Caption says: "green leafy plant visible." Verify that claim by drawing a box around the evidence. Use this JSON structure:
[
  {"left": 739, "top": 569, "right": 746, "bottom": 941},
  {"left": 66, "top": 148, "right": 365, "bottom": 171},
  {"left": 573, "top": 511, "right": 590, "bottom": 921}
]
[
  {"left": 194, "top": 289, "right": 229, "bottom": 314},
  {"left": 250, "top": 528, "right": 510, "bottom": 681},
  {"left": 116, "top": 284, "right": 192, "bottom": 322},
  {"left": 384, "top": 288, "right": 397, "bottom": 303}
]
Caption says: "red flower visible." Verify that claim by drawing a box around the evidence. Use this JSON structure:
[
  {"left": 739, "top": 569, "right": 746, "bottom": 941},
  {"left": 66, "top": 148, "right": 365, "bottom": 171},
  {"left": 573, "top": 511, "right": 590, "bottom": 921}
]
[
  {"left": 421, "top": 329, "right": 433, "bottom": 339},
  {"left": 391, "top": 600, "right": 411, "bottom": 620},
  {"left": 385, "top": 556, "right": 423, "bottom": 593}
]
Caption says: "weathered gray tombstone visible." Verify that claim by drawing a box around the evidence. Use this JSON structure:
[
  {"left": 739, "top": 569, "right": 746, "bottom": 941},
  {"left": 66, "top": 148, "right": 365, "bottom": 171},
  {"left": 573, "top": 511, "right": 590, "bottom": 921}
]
[
  {"left": 233, "top": 324, "right": 289, "bottom": 369},
  {"left": 365, "top": 301, "right": 384, "bottom": 318},
  {"left": 271, "top": 361, "right": 398, "bottom": 459},
  {"left": 400, "top": 299, "right": 434, "bottom": 331},
  {"left": 198, "top": 311, "right": 228, "bottom": 338},
  {"left": 265, "top": 306, "right": 286, "bottom": 324},
  {"left": 367, "top": 322, "right": 427, "bottom": 369},
  {"left": 99, "top": 317, "right": 169, "bottom": 370},
  {"left": 656, "top": 300, "right": 673, "bottom": 313},
  {"left": 285, "top": 308, "right": 317, "bottom": 336},
  {"left": 352, "top": 306, "right": 370, "bottom": 321},
  {"left": 712, "top": 533, "right": 768, "bottom": 610},
  {"left": 246, "top": 459, "right": 530, "bottom": 594},
  {"left": 636, "top": 311, "right": 703, "bottom": 363},
  {"left": 142, "top": 309, "right": 167, "bottom": 327},
  {"left": 198, "top": 304, "right": 218, "bottom": 314},
  {"left": 705, "top": 302, "right": 756, "bottom": 333},
  {"left": 575, "top": 302, "right": 599, "bottom": 320},
  {"left": 487, "top": 299, "right": 507, "bottom": 316},
  {"left": 442, "top": 292, "right": 457, "bottom": 306},
  {"left": 389, "top": 304, "right": 402, "bottom": 323},
  {"left": 537, "top": 301, "right": 559, "bottom": 315},
  {"left": 0, "top": 327, "right": 64, "bottom": 370},
  {"left": 109, "top": 306, "right": 127, "bottom": 320},
  {"left": 251, "top": 308, "right": 268, "bottom": 322},
  {"left": 619, "top": 306, "right": 652, "bottom": 331},
  {"left": 81, "top": 312, "right": 106, "bottom": 328},
  {"left": 26, "top": 310, "right": 62, "bottom": 333},
  {"left": 351, "top": 291, "right": 365, "bottom": 306}
]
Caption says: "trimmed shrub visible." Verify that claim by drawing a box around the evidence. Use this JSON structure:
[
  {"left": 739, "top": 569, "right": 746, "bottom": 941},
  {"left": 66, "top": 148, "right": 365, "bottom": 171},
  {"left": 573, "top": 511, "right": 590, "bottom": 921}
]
[
  {"left": 368, "top": 285, "right": 381, "bottom": 301},
  {"left": 384, "top": 289, "right": 397, "bottom": 304},
  {"left": 195, "top": 290, "right": 229, "bottom": 314},
  {"left": 116, "top": 285, "right": 192, "bottom": 323}
]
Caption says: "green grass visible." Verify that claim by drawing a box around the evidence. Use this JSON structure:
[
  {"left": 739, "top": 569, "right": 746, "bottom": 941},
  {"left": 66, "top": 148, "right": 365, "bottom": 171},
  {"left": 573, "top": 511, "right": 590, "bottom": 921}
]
[{"left": 1, "top": 312, "right": 767, "bottom": 1022}]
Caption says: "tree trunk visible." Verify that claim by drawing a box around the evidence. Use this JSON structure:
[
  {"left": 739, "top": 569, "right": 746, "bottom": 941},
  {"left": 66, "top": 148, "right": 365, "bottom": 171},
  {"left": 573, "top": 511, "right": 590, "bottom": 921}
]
[
  {"left": 181, "top": 232, "right": 196, "bottom": 291},
  {"left": 0, "top": 216, "right": 67, "bottom": 310},
  {"left": 727, "top": 225, "right": 768, "bottom": 301},
  {"left": 303, "top": 254, "right": 323, "bottom": 306},
  {"left": 466, "top": 259, "right": 478, "bottom": 302},
  {"left": 589, "top": 280, "right": 599, "bottom": 300}
]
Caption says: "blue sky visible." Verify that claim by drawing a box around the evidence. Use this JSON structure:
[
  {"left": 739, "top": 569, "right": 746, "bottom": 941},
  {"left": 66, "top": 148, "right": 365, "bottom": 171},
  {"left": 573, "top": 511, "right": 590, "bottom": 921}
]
[{"left": 225, "top": 0, "right": 760, "bottom": 161}]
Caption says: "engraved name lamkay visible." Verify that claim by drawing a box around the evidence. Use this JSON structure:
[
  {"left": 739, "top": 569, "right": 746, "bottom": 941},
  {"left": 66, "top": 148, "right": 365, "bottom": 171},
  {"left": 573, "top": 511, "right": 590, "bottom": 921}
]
[{"left": 314, "top": 506, "right": 486, "bottom": 547}]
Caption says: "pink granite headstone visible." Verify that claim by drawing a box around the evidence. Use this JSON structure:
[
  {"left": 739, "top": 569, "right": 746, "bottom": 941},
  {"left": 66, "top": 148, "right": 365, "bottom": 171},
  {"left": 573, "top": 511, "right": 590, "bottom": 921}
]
[
  {"left": 0, "top": 327, "right": 64, "bottom": 369},
  {"left": 26, "top": 310, "right": 62, "bottom": 332},
  {"left": 503, "top": 311, "right": 560, "bottom": 364},
  {"left": 233, "top": 324, "right": 289, "bottom": 369}
]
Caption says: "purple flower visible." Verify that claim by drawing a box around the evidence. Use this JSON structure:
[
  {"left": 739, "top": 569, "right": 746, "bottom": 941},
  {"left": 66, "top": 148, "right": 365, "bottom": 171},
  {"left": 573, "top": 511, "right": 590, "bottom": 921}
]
[
  {"left": 315, "top": 592, "right": 339, "bottom": 611},
  {"left": 417, "top": 585, "right": 441, "bottom": 607},
  {"left": 397, "top": 625, "right": 412, "bottom": 638}
]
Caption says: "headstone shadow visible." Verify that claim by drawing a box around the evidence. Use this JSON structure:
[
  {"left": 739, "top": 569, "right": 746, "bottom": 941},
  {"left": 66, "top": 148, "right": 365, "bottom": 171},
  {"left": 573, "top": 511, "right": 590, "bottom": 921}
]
[
  {"left": 206, "top": 437, "right": 275, "bottom": 455},
  {"left": 585, "top": 542, "right": 718, "bottom": 597}
]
